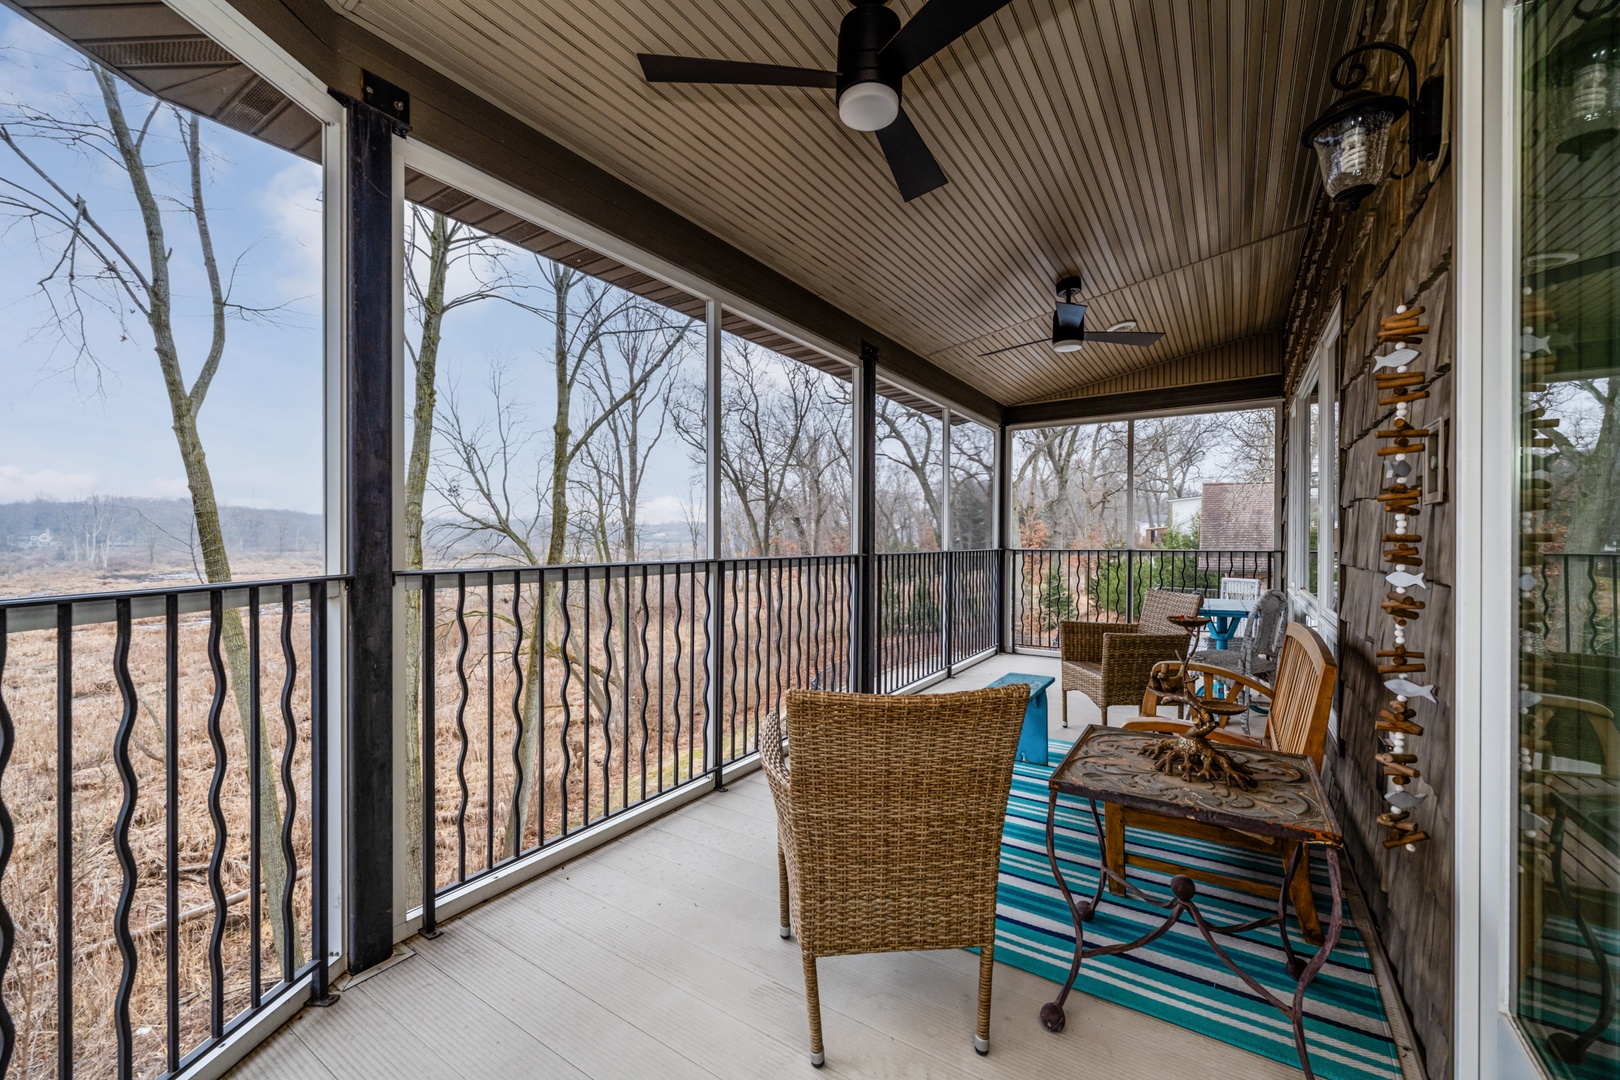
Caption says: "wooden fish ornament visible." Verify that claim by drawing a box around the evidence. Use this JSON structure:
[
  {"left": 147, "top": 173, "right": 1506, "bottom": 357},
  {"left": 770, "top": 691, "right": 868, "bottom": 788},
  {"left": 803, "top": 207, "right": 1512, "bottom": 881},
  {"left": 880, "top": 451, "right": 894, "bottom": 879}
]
[
  {"left": 1384, "top": 677, "right": 1437, "bottom": 703},
  {"left": 1385, "top": 570, "right": 1427, "bottom": 589},
  {"left": 1374, "top": 348, "right": 1421, "bottom": 371},
  {"left": 1385, "top": 789, "right": 1427, "bottom": 811}
]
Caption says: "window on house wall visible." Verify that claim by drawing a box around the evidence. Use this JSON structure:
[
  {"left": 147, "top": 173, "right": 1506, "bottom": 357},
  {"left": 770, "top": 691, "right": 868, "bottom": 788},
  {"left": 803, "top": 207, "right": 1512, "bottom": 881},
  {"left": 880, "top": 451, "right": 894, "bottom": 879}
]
[
  {"left": 1512, "top": 0, "right": 1620, "bottom": 1067},
  {"left": 716, "top": 315, "right": 852, "bottom": 557},
  {"left": 949, "top": 417, "right": 994, "bottom": 549},
  {"left": 401, "top": 172, "right": 708, "bottom": 569},
  {"left": 1290, "top": 316, "right": 1339, "bottom": 631},
  {"left": 0, "top": 6, "right": 328, "bottom": 597},
  {"left": 875, "top": 381, "right": 944, "bottom": 552},
  {"left": 1011, "top": 422, "right": 1130, "bottom": 549}
]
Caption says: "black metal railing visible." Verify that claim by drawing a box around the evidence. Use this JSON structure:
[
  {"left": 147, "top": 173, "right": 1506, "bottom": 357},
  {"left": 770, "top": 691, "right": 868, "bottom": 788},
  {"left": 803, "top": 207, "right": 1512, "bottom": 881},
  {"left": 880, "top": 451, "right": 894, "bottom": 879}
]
[
  {"left": 1009, "top": 548, "right": 1281, "bottom": 650},
  {"left": 1535, "top": 552, "right": 1620, "bottom": 656},
  {"left": 0, "top": 575, "right": 340, "bottom": 1080},
  {"left": 873, "top": 550, "right": 998, "bottom": 692},
  {"left": 402, "top": 555, "right": 862, "bottom": 923}
]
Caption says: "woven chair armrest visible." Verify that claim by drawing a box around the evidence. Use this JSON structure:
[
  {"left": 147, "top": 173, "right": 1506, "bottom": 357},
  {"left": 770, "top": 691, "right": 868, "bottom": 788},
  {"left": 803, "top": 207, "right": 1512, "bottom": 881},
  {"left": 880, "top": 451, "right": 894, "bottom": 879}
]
[
  {"left": 1061, "top": 620, "right": 1136, "bottom": 662},
  {"left": 759, "top": 710, "right": 789, "bottom": 790}
]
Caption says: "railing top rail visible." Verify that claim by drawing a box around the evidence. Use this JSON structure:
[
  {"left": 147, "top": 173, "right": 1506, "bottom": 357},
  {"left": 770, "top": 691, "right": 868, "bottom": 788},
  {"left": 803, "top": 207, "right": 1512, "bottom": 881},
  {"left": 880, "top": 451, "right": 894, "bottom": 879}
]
[
  {"left": 0, "top": 573, "right": 350, "bottom": 633},
  {"left": 399, "top": 552, "right": 863, "bottom": 581}
]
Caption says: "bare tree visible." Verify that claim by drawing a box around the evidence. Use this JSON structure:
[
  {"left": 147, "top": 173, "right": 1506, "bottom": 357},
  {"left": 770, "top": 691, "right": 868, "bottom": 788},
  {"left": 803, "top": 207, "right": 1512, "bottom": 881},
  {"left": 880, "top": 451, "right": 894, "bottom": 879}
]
[{"left": 0, "top": 64, "right": 302, "bottom": 958}]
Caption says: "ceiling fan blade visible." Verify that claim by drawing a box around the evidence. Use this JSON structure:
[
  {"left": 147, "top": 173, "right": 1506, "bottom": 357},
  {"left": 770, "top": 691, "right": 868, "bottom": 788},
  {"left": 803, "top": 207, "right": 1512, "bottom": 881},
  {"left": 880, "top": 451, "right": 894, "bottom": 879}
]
[
  {"left": 880, "top": 0, "right": 1018, "bottom": 75},
  {"left": 874, "top": 108, "right": 948, "bottom": 201},
  {"left": 1081, "top": 331, "right": 1165, "bottom": 346},
  {"left": 978, "top": 337, "right": 1049, "bottom": 357},
  {"left": 637, "top": 54, "right": 837, "bottom": 88}
]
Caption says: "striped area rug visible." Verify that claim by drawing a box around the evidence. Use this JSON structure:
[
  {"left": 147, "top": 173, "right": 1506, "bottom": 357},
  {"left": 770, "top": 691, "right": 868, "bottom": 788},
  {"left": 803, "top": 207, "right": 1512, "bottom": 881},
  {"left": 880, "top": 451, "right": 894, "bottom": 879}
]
[{"left": 991, "top": 739, "right": 1403, "bottom": 1080}]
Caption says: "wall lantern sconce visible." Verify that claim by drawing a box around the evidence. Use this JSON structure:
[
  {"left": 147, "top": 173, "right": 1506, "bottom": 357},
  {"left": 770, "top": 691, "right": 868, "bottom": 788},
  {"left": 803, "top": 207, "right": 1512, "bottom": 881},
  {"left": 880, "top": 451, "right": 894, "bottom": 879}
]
[
  {"left": 1301, "top": 43, "right": 1445, "bottom": 207},
  {"left": 1533, "top": 6, "right": 1620, "bottom": 161}
]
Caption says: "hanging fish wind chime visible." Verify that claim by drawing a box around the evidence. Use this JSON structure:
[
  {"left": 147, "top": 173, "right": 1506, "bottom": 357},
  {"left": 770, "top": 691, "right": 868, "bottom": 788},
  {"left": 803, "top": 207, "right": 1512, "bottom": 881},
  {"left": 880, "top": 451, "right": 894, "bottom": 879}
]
[{"left": 1373, "top": 304, "right": 1433, "bottom": 851}]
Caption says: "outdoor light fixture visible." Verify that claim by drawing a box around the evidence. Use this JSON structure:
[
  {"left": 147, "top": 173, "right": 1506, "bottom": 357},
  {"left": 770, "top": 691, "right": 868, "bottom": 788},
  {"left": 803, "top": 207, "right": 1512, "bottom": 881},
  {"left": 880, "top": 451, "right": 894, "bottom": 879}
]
[
  {"left": 1533, "top": 11, "right": 1620, "bottom": 161},
  {"left": 1301, "top": 42, "right": 1444, "bottom": 207},
  {"left": 837, "top": 80, "right": 900, "bottom": 131}
]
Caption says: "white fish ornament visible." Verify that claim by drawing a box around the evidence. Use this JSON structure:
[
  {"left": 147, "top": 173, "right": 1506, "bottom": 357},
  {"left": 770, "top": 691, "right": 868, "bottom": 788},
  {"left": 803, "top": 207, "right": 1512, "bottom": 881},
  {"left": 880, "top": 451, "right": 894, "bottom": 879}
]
[
  {"left": 1385, "top": 789, "right": 1427, "bottom": 810},
  {"left": 1385, "top": 678, "right": 1437, "bottom": 703},
  {"left": 1374, "top": 347, "right": 1420, "bottom": 371},
  {"left": 1386, "top": 570, "right": 1427, "bottom": 589}
]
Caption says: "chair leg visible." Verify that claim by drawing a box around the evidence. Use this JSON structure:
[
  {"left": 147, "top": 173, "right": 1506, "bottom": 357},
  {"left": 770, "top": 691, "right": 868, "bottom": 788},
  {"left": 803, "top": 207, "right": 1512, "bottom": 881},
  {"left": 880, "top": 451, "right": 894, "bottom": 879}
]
[
  {"left": 1288, "top": 844, "right": 1324, "bottom": 945},
  {"left": 1104, "top": 804, "right": 1127, "bottom": 896},
  {"left": 802, "top": 952, "right": 825, "bottom": 1067},
  {"left": 975, "top": 941, "right": 995, "bottom": 1055},
  {"left": 778, "top": 846, "right": 791, "bottom": 939},
  {"left": 1061, "top": 688, "right": 1068, "bottom": 728}
]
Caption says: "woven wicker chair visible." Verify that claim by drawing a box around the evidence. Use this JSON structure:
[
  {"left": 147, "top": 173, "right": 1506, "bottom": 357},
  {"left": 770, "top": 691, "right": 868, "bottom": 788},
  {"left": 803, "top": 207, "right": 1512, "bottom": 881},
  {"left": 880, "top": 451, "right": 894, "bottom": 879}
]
[
  {"left": 760, "top": 685, "right": 1029, "bottom": 1067},
  {"left": 1059, "top": 588, "right": 1203, "bottom": 726},
  {"left": 1188, "top": 587, "right": 1289, "bottom": 681},
  {"left": 1110, "top": 622, "right": 1338, "bottom": 941}
]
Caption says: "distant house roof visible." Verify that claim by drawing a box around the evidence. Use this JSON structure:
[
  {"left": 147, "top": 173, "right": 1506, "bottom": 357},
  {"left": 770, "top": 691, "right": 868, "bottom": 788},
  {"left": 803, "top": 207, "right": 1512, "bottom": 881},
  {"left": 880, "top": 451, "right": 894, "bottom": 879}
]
[{"left": 1199, "top": 482, "right": 1274, "bottom": 550}]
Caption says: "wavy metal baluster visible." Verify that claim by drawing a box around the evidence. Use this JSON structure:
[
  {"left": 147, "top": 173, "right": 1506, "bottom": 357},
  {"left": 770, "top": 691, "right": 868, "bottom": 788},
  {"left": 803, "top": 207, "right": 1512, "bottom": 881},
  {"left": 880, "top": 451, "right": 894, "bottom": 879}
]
[
  {"left": 600, "top": 570, "right": 615, "bottom": 820},
  {"left": 0, "top": 610, "right": 14, "bottom": 1080},
  {"left": 1586, "top": 555, "right": 1602, "bottom": 654},
  {"left": 703, "top": 563, "right": 715, "bottom": 776},
  {"left": 205, "top": 590, "right": 228, "bottom": 1038},
  {"left": 111, "top": 599, "right": 139, "bottom": 1080},
  {"left": 728, "top": 565, "right": 740, "bottom": 761},
  {"left": 453, "top": 577, "right": 469, "bottom": 882},
  {"left": 508, "top": 571, "right": 525, "bottom": 857},
  {"left": 278, "top": 584, "right": 300, "bottom": 980},
  {"left": 773, "top": 561, "right": 785, "bottom": 717},
  {"left": 672, "top": 565, "right": 684, "bottom": 784},
  {"left": 583, "top": 572, "right": 592, "bottom": 823},
  {"left": 536, "top": 573, "right": 547, "bottom": 847},
  {"left": 639, "top": 566, "right": 651, "bottom": 802},
  {"left": 558, "top": 572, "right": 573, "bottom": 836},
  {"left": 485, "top": 573, "right": 495, "bottom": 870}
]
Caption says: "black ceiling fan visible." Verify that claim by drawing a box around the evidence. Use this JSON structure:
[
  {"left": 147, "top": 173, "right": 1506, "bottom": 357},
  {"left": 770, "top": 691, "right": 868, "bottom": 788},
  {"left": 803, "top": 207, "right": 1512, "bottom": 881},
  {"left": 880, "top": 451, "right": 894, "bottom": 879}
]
[
  {"left": 637, "top": 0, "right": 1016, "bottom": 202},
  {"left": 979, "top": 276, "right": 1165, "bottom": 356}
]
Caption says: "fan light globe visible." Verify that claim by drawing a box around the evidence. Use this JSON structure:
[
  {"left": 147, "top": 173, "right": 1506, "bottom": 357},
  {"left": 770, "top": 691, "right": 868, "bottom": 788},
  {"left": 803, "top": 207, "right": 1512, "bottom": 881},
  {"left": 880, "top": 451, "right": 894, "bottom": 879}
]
[
  {"left": 1053, "top": 337, "right": 1084, "bottom": 354},
  {"left": 838, "top": 81, "right": 900, "bottom": 131}
]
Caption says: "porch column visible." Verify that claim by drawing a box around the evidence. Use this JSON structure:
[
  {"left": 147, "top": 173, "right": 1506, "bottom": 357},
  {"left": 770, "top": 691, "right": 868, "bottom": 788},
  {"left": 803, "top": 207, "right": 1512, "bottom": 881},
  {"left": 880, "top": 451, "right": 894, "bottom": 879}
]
[
  {"left": 336, "top": 79, "right": 405, "bottom": 973},
  {"left": 995, "top": 421, "right": 1011, "bottom": 654},
  {"left": 854, "top": 341, "right": 878, "bottom": 693}
]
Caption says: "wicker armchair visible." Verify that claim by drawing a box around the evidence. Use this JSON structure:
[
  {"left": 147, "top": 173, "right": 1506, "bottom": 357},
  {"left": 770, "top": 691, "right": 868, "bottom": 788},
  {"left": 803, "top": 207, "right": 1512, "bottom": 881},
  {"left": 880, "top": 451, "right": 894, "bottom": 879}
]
[
  {"left": 1188, "top": 587, "right": 1289, "bottom": 681},
  {"left": 1059, "top": 588, "right": 1203, "bottom": 726},
  {"left": 761, "top": 685, "right": 1029, "bottom": 1067}
]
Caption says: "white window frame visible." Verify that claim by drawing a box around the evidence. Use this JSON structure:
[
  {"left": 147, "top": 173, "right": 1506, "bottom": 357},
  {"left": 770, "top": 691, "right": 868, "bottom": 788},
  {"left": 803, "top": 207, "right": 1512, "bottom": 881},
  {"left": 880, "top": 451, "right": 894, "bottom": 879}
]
[{"left": 1288, "top": 304, "right": 1340, "bottom": 646}]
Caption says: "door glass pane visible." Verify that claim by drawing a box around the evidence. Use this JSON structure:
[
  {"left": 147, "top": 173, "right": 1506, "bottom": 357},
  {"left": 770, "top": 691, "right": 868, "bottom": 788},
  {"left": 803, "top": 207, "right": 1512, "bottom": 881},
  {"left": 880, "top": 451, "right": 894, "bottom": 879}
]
[{"left": 1516, "top": 0, "right": 1620, "bottom": 1067}]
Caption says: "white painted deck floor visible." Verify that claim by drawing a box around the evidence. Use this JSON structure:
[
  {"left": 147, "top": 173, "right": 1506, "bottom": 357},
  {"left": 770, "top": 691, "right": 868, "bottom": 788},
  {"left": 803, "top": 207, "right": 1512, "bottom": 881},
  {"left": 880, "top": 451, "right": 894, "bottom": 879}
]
[{"left": 228, "top": 657, "right": 1318, "bottom": 1080}]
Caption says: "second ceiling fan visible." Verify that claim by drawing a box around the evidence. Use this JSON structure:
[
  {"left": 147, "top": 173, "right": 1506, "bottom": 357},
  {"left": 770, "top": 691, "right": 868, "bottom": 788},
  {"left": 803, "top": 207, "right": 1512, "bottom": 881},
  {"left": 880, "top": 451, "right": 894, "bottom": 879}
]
[
  {"left": 980, "top": 277, "right": 1165, "bottom": 356},
  {"left": 637, "top": 0, "right": 1016, "bottom": 202}
]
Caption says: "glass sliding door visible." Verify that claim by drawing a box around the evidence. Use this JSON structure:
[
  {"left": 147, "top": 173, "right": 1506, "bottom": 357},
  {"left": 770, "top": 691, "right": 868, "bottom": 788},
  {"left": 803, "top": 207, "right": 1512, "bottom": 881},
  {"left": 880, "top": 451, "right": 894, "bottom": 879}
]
[{"left": 1514, "top": 0, "right": 1620, "bottom": 1071}]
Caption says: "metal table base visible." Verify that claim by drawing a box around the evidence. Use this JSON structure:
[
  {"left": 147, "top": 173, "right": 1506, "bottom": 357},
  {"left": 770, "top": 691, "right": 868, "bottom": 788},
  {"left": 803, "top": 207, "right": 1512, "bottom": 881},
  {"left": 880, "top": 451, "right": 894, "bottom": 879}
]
[{"left": 1038, "top": 793, "right": 1346, "bottom": 1079}]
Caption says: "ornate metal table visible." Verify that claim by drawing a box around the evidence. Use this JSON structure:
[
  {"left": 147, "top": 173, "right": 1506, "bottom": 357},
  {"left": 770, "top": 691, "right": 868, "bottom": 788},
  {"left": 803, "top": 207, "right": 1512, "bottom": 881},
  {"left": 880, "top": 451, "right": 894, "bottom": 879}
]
[{"left": 1037, "top": 725, "right": 1346, "bottom": 1079}]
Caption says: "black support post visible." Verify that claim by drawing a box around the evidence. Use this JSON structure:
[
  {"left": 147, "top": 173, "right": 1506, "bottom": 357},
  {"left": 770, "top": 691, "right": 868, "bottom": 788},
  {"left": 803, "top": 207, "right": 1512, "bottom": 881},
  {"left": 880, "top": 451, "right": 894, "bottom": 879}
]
[
  {"left": 855, "top": 342, "right": 878, "bottom": 694},
  {"left": 336, "top": 76, "right": 408, "bottom": 974},
  {"left": 995, "top": 421, "right": 1011, "bottom": 655}
]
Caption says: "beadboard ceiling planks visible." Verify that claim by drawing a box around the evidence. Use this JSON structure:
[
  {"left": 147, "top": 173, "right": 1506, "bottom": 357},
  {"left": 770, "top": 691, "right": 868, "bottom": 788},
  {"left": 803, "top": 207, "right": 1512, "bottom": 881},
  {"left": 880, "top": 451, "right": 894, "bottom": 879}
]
[{"left": 332, "top": 0, "right": 1354, "bottom": 405}]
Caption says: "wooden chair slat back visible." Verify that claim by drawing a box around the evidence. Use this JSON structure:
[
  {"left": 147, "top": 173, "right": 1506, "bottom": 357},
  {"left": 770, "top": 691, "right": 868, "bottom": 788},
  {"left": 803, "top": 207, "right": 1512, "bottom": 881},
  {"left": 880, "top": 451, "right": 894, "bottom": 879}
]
[{"left": 1262, "top": 623, "right": 1337, "bottom": 767}]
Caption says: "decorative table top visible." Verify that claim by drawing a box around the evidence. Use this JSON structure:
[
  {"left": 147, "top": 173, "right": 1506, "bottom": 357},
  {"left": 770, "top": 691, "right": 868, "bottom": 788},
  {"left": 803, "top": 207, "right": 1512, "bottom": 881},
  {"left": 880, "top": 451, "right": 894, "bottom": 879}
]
[{"left": 1049, "top": 726, "right": 1343, "bottom": 846}]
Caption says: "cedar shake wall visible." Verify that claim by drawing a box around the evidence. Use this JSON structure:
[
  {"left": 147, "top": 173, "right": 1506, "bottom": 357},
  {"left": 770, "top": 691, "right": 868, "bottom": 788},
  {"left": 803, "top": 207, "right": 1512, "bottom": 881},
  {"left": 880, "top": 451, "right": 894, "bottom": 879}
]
[{"left": 1281, "top": 1, "right": 1455, "bottom": 1075}]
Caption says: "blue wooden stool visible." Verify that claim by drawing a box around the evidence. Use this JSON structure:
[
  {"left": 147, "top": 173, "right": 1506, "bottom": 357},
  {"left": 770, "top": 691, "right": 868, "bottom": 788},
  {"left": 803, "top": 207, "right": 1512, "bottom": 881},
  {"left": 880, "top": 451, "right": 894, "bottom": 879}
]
[{"left": 986, "top": 673, "right": 1055, "bottom": 765}]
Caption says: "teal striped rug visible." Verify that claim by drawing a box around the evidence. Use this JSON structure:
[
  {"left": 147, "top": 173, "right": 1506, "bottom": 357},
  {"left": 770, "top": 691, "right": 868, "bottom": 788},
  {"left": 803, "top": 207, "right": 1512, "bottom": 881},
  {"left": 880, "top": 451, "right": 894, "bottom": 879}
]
[{"left": 991, "top": 739, "right": 1403, "bottom": 1080}]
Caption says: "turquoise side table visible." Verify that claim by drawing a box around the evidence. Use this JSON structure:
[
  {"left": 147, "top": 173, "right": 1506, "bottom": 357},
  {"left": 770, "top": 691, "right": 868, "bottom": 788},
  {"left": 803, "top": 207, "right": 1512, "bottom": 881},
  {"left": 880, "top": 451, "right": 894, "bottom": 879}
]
[{"left": 987, "top": 672, "right": 1055, "bottom": 765}]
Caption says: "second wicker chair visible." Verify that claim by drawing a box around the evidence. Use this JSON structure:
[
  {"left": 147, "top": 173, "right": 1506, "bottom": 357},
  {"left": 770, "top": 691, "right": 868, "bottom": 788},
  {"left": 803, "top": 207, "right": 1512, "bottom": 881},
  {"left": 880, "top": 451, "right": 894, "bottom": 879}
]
[
  {"left": 1059, "top": 587, "right": 1203, "bottom": 726},
  {"left": 761, "top": 685, "right": 1029, "bottom": 1068}
]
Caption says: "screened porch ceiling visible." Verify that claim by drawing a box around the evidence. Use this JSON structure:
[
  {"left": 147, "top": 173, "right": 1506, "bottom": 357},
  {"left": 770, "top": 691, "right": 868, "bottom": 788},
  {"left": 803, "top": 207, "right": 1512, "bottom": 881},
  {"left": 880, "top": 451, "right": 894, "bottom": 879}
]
[{"left": 328, "top": 0, "right": 1357, "bottom": 406}]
